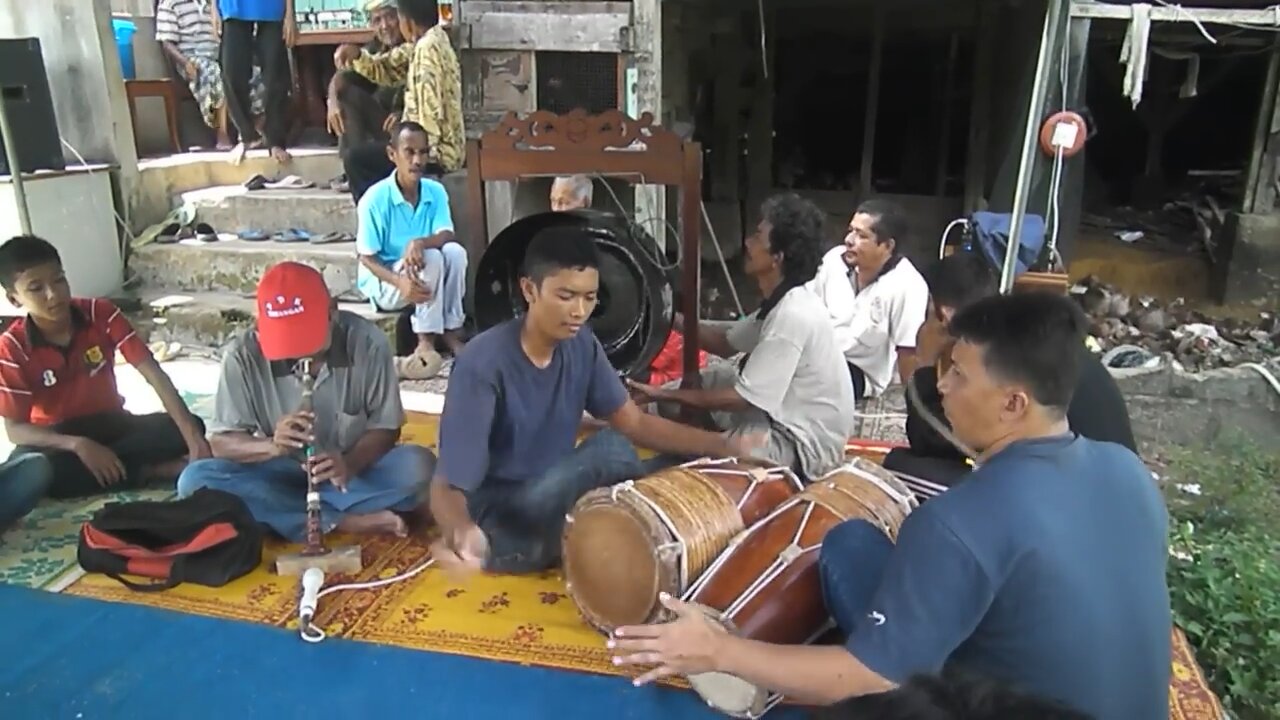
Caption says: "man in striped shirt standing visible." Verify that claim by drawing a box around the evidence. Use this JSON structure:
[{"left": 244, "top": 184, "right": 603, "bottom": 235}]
[
  {"left": 156, "top": 0, "right": 266, "bottom": 150},
  {"left": 0, "top": 236, "right": 209, "bottom": 507}
]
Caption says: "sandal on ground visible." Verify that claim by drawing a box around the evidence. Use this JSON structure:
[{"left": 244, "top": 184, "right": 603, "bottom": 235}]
[
  {"left": 273, "top": 228, "right": 312, "bottom": 243},
  {"left": 310, "top": 231, "right": 353, "bottom": 244}
]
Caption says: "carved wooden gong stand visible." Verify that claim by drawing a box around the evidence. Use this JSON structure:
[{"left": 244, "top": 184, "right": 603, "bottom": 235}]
[{"left": 465, "top": 109, "right": 705, "bottom": 389}]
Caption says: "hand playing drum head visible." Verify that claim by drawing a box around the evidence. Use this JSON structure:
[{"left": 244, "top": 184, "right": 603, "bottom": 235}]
[
  {"left": 430, "top": 524, "right": 489, "bottom": 582},
  {"left": 608, "top": 592, "right": 727, "bottom": 686}
]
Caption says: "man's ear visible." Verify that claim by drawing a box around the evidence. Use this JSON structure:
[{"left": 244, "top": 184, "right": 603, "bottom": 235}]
[
  {"left": 519, "top": 277, "right": 537, "bottom": 306},
  {"left": 3, "top": 291, "right": 18, "bottom": 308},
  {"left": 385, "top": 142, "right": 397, "bottom": 165}
]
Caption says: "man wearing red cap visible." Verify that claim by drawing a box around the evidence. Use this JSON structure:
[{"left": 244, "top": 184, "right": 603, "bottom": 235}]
[{"left": 175, "top": 262, "right": 433, "bottom": 539}]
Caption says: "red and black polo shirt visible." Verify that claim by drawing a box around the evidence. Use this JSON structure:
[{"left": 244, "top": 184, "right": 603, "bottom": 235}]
[{"left": 0, "top": 298, "right": 152, "bottom": 426}]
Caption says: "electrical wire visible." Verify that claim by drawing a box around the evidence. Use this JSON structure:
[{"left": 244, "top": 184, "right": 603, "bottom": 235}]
[{"left": 299, "top": 557, "right": 438, "bottom": 643}]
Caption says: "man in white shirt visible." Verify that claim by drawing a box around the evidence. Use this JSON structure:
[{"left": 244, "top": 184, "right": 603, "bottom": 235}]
[
  {"left": 630, "top": 193, "right": 854, "bottom": 479},
  {"left": 806, "top": 199, "right": 929, "bottom": 399}
]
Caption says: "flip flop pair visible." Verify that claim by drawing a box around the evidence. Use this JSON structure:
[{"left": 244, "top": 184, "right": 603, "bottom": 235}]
[{"left": 157, "top": 222, "right": 219, "bottom": 244}]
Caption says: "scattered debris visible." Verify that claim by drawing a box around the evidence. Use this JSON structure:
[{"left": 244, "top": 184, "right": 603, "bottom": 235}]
[{"left": 1071, "top": 276, "right": 1278, "bottom": 372}]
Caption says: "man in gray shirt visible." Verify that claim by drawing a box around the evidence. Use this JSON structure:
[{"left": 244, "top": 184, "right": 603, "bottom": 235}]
[
  {"left": 177, "top": 262, "right": 434, "bottom": 539},
  {"left": 631, "top": 194, "right": 855, "bottom": 479}
]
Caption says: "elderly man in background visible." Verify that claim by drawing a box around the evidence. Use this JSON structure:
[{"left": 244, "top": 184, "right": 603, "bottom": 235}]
[
  {"left": 550, "top": 175, "right": 594, "bottom": 212},
  {"left": 342, "top": 0, "right": 464, "bottom": 202},
  {"left": 327, "top": 0, "right": 409, "bottom": 167}
]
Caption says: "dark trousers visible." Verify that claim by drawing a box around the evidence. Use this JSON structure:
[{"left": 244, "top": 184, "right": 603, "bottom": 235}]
[
  {"left": 221, "top": 19, "right": 289, "bottom": 148},
  {"left": 333, "top": 70, "right": 399, "bottom": 153},
  {"left": 882, "top": 447, "right": 971, "bottom": 488},
  {"left": 848, "top": 362, "right": 867, "bottom": 401},
  {"left": 818, "top": 519, "right": 895, "bottom": 636},
  {"left": 9, "top": 411, "right": 201, "bottom": 499},
  {"left": 466, "top": 429, "right": 644, "bottom": 574}
]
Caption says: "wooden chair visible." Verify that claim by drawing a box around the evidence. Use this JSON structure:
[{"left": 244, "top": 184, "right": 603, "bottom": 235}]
[{"left": 124, "top": 79, "right": 183, "bottom": 153}]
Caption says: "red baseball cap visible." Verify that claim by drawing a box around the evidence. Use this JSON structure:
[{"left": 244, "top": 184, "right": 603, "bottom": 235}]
[{"left": 255, "top": 262, "right": 332, "bottom": 361}]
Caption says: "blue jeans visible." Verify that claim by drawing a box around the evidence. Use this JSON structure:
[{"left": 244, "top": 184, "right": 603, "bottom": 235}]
[
  {"left": 0, "top": 454, "right": 54, "bottom": 533},
  {"left": 468, "top": 429, "right": 644, "bottom": 574},
  {"left": 818, "top": 519, "right": 895, "bottom": 635},
  {"left": 176, "top": 445, "right": 435, "bottom": 542}
]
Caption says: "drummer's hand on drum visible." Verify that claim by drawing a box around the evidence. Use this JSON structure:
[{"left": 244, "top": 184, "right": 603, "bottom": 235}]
[
  {"left": 431, "top": 523, "right": 489, "bottom": 579},
  {"left": 609, "top": 592, "right": 726, "bottom": 686}
]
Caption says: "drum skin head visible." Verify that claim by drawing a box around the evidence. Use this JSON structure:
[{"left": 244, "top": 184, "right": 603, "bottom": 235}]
[
  {"left": 562, "top": 501, "right": 673, "bottom": 633},
  {"left": 687, "top": 670, "right": 766, "bottom": 718}
]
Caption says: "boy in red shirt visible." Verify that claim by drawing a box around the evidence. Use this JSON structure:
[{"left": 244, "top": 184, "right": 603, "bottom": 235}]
[{"left": 0, "top": 235, "right": 210, "bottom": 511}]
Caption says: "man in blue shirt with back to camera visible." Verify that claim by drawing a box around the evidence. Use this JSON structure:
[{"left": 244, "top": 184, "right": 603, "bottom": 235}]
[
  {"left": 356, "top": 120, "right": 467, "bottom": 380},
  {"left": 611, "top": 291, "right": 1172, "bottom": 720},
  {"left": 212, "top": 0, "right": 296, "bottom": 165},
  {"left": 427, "top": 228, "right": 764, "bottom": 576}
]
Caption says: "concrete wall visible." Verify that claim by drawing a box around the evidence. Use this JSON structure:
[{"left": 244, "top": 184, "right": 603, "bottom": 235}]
[
  {"left": 1112, "top": 360, "right": 1280, "bottom": 454},
  {"left": 0, "top": 0, "right": 140, "bottom": 220}
]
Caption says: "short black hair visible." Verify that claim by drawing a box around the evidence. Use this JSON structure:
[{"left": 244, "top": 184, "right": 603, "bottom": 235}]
[
  {"left": 398, "top": 0, "right": 439, "bottom": 27},
  {"left": 828, "top": 671, "right": 1093, "bottom": 720},
  {"left": 948, "top": 291, "right": 1088, "bottom": 413},
  {"left": 390, "top": 120, "right": 430, "bottom": 148},
  {"left": 0, "top": 235, "right": 62, "bottom": 292},
  {"left": 926, "top": 251, "right": 997, "bottom": 313},
  {"left": 856, "top": 198, "right": 908, "bottom": 249},
  {"left": 521, "top": 226, "right": 601, "bottom": 284}
]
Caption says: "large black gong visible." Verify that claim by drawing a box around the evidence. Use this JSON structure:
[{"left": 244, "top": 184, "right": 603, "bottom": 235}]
[{"left": 473, "top": 209, "right": 675, "bottom": 379}]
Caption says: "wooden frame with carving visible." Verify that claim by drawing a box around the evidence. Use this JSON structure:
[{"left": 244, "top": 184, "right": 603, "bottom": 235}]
[{"left": 465, "top": 109, "right": 705, "bottom": 389}]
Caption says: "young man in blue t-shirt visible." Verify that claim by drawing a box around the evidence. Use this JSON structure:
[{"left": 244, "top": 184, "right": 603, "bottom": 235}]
[
  {"left": 611, "top": 292, "right": 1172, "bottom": 720},
  {"left": 213, "top": 0, "right": 296, "bottom": 164},
  {"left": 429, "top": 229, "right": 761, "bottom": 575}
]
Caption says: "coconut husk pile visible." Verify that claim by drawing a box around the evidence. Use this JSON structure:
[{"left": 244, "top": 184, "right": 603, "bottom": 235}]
[{"left": 1071, "top": 276, "right": 1278, "bottom": 372}]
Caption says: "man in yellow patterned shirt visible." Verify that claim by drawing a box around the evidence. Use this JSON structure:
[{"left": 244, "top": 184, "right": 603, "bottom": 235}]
[
  {"left": 341, "top": 0, "right": 464, "bottom": 201},
  {"left": 399, "top": 0, "right": 464, "bottom": 173},
  {"left": 327, "top": 0, "right": 408, "bottom": 155}
]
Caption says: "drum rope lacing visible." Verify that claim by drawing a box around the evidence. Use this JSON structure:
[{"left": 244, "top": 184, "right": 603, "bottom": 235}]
[
  {"left": 838, "top": 462, "right": 919, "bottom": 516},
  {"left": 808, "top": 480, "right": 903, "bottom": 541},
  {"left": 609, "top": 467, "right": 745, "bottom": 592}
]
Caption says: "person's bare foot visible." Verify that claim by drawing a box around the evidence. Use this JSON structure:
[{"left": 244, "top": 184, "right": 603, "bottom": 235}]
[
  {"left": 336, "top": 510, "right": 408, "bottom": 537},
  {"left": 442, "top": 330, "right": 466, "bottom": 356},
  {"left": 215, "top": 131, "right": 233, "bottom": 151},
  {"left": 229, "top": 142, "right": 247, "bottom": 165},
  {"left": 270, "top": 146, "right": 292, "bottom": 164}
]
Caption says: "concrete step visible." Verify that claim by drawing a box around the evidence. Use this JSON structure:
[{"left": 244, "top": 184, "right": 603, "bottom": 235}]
[
  {"left": 129, "top": 291, "right": 397, "bottom": 351},
  {"left": 130, "top": 237, "right": 363, "bottom": 300},
  {"left": 183, "top": 186, "right": 358, "bottom": 237},
  {"left": 134, "top": 147, "right": 345, "bottom": 231}
]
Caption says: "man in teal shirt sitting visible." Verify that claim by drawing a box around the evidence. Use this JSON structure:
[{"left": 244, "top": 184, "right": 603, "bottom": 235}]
[{"left": 356, "top": 121, "right": 467, "bottom": 380}]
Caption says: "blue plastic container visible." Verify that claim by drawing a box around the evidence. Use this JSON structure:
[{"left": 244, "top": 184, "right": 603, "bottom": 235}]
[{"left": 112, "top": 18, "right": 137, "bottom": 80}]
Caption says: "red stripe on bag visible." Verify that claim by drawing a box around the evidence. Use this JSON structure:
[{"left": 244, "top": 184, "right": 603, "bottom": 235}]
[{"left": 81, "top": 522, "right": 240, "bottom": 558}]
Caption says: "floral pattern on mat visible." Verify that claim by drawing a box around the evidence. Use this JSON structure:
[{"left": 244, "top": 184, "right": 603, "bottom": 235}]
[
  {"left": 1170, "top": 627, "right": 1225, "bottom": 720},
  {"left": 65, "top": 535, "right": 644, "bottom": 680},
  {"left": 0, "top": 489, "right": 174, "bottom": 589},
  {"left": 64, "top": 535, "right": 1220, "bottom": 716}
]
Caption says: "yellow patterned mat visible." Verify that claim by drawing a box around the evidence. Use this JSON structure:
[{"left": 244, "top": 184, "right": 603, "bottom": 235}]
[
  {"left": 65, "top": 534, "right": 640, "bottom": 681},
  {"left": 58, "top": 413, "right": 1223, "bottom": 717}
]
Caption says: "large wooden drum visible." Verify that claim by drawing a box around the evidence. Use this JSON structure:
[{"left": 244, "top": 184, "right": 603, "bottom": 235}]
[
  {"left": 681, "top": 458, "right": 917, "bottom": 718},
  {"left": 563, "top": 457, "right": 803, "bottom": 635}
]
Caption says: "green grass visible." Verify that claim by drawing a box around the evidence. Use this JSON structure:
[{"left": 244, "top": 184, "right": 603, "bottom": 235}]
[{"left": 1161, "top": 434, "right": 1280, "bottom": 720}]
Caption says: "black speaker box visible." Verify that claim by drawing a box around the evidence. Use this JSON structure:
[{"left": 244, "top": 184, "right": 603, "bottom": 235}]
[{"left": 0, "top": 37, "right": 66, "bottom": 176}]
